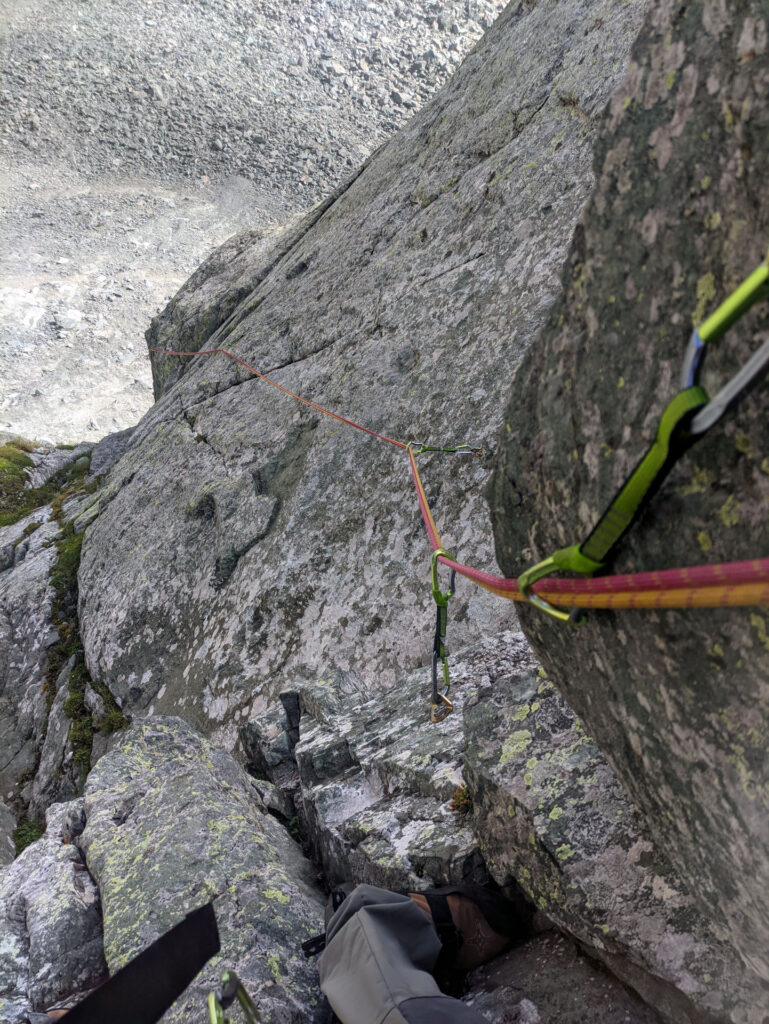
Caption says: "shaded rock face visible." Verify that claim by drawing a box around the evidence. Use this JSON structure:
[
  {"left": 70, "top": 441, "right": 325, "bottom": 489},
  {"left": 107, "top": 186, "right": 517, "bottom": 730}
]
[
  {"left": 77, "top": 717, "right": 325, "bottom": 1024},
  {"left": 465, "top": 932, "right": 662, "bottom": 1024},
  {"left": 489, "top": 0, "right": 769, "bottom": 987},
  {"left": 77, "top": 0, "right": 649, "bottom": 749},
  {"left": 86, "top": 427, "right": 135, "bottom": 480},
  {"left": 0, "top": 800, "right": 107, "bottom": 1023},
  {"left": 0, "top": 512, "right": 59, "bottom": 795},
  {"left": 0, "top": 802, "right": 15, "bottom": 866},
  {"left": 28, "top": 656, "right": 82, "bottom": 820},
  {"left": 244, "top": 634, "right": 760, "bottom": 1024}
]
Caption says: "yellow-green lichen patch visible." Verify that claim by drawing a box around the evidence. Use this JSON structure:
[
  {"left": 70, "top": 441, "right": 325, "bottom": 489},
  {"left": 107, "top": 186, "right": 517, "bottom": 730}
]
[
  {"left": 734, "top": 431, "right": 754, "bottom": 457},
  {"left": 548, "top": 806, "right": 564, "bottom": 821},
  {"left": 750, "top": 614, "right": 769, "bottom": 654},
  {"left": 499, "top": 730, "right": 533, "bottom": 765},
  {"left": 692, "top": 272, "right": 716, "bottom": 327},
  {"left": 555, "top": 843, "right": 575, "bottom": 862},
  {"left": 718, "top": 495, "right": 741, "bottom": 527},
  {"left": 678, "top": 465, "right": 714, "bottom": 497},
  {"left": 510, "top": 703, "right": 531, "bottom": 722},
  {"left": 263, "top": 888, "right": 291, "bottom": 904},
  {"left": 267, "top": 952, "right": 283, "bottom": 983},
  {"left": 697, "top": 531, "right": 712, "bottom": 553}
]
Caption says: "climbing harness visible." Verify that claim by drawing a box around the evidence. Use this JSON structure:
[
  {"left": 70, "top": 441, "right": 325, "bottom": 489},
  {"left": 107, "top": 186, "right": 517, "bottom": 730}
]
[
  {"left": 150, "top": 258, "right": 769, "bottom": 721},
  {"left": 208, "top": 970, "right": 262, "bottom": 1024},
  {"left": 430, "top": 548, "right": 456, "bottom": 723},
  {"left": 517, "top": 261, "right": 769, "bottom": 620}
]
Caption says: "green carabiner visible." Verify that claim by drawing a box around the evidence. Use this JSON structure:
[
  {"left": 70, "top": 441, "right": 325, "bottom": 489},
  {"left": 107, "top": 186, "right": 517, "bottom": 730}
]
[{"left": 208, "top": 971, "right": 262, "bottom": 1024}]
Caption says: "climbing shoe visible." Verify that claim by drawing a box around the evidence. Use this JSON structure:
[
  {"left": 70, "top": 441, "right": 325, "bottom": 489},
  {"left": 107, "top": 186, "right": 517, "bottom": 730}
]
[{"left": 409, "top": 882, "right": 531, "bottom": 971}]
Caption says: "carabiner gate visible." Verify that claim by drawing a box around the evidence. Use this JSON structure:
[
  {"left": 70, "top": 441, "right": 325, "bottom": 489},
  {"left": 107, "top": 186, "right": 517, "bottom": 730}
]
[
  {"left": 682, "top": 262, "right": 769, "bottom": 434},
  {"left": 208, "top": 971, "right": 262, "bottom": 1024}
]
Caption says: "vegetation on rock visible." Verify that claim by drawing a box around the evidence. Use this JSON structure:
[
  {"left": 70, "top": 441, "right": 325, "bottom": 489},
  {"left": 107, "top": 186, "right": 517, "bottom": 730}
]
[
  {"left": 12, "top": 817, "right": 43, "bottom": 856},
  {"left": 450, "top": 784, "right": 473, "bottom": 817},
  {"left": 47, "top": 487, "right": 130, "bottom": 776},
  {"left": 0, "top": 442, "right": 58, "bottom": 527},
  {"left": 1, "top": 440, "right": 129, "bottom": 829}
]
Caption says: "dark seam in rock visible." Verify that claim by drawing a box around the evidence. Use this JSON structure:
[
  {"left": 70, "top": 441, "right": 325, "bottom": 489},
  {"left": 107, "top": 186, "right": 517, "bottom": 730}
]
[
  {"left": 211, "top": 501, "right": 282, "bottom": 591},
  {"left": 178, "top": 335, "right": 354, "bottom": 414},
  {"left": 419, "top": 251, "right": 488, "bottom": 284},
  {"left": 183, "top": 155, "right": 379, "bottom": 356}
]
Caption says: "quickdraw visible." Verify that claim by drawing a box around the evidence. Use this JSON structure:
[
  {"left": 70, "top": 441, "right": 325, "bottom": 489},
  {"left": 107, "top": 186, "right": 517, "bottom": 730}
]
[
  {"left": 517, "top": 261, "right": 769, "bottom": 620},
  {"left": 208, "top": 970, "right": 262, "bottom": 1024},
  {"left": 430, "top": 548, "right": 456, "bottom": 723}
]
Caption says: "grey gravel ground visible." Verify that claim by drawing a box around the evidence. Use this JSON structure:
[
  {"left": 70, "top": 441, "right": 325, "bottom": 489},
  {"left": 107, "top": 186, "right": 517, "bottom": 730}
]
[{"left": 0, "top": 0, "right": 505, "bottom": 443}]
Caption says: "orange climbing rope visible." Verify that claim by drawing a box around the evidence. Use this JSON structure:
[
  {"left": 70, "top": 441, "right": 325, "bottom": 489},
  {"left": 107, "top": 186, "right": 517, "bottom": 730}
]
[
  {"left": 150, "top": 345, "right": 769, "bottom": 610},
  {"left": 152, "top": 346, "right": 409, "bottom": 450},
  {"left": 407, "top": 446, "right": 769, "bottom": 609}
]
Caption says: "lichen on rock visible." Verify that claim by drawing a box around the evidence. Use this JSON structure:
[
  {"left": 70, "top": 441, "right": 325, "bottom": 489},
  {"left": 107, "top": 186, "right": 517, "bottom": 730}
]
[
  {"left": 77, "top": 716, "right": 326, "bottom": 1023},
  {"left": 0, "top": 800, "right": 107, "bottom": 1023},
  {"left": 489, "top": 0, "right": 769, "bottom": 987}
]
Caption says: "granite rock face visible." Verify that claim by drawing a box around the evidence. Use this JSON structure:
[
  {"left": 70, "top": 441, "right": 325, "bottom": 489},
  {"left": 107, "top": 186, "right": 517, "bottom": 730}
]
[
  {"left": 0, "top": 511, "right": 60, "bottom": 796},
  {"left": 77, "top": 0, "right": 649, "bottom": 750},
  {"left": 245, "top": 633, "right": 761, "bottom": 1023},
  {"left": 0, "top": 802, "right": 15, "bottom": 866},
  {"left": 77, "top": 717, "right": 326, "bottom": 1024},
  {"left": 0, "top": 800, "right": 107, "bottom": 1024},
  {"left": 28, "top": 657, "right": 83, "bottom": 821},
  {"left": 87, "top": 427, "right": 135, "bottom": 480},
  {"left": 489, "top": 0, "right": 769, "bottom": 987}
]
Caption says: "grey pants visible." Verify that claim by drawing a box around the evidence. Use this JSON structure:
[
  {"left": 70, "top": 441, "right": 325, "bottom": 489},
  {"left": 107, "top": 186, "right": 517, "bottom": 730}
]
[{"left": 318, "top": 885, "right": 488, "bottom": 1024}]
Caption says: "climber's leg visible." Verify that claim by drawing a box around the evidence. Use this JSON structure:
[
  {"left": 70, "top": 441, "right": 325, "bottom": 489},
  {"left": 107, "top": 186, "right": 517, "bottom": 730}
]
[{"left": 317, "top": 884, "right": 489, "bottom": 1024}]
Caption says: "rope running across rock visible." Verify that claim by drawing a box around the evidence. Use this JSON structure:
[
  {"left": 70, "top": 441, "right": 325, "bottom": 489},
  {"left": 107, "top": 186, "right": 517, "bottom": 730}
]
[{"left": 150, "top": 337, "right": 769, "bottom": 613}]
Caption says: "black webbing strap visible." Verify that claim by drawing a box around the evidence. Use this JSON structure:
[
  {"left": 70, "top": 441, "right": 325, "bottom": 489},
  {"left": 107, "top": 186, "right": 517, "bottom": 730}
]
[
  {"left": 424, "top": 892, "right": 462, "bottom": 985},
  {"left": 63, "top": 902, "right": 220, "bottom": 1024},
  {"left": 302, "top": 933, "right": 327, "bottom": 958},
  {"left": 302, "top": 884, "right": 354, "bottom": 958}
]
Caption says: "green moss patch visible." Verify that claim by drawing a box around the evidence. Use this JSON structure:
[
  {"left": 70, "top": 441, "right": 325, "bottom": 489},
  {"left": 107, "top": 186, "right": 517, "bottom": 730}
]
[
  {"left": 24, "top": 448, "right": 131, "bottom": 774},
  {"left": 4, "top": 442, "right": 129, "bottom": 837},
  {"left": 12, "top": 817, "right": 43, "bottom": 855},
  {"left": 0, "top": 442, "right": 63, "bottom": 527},
  {"left": 47, "top": 512, "right": 129, "bottom": 774}
]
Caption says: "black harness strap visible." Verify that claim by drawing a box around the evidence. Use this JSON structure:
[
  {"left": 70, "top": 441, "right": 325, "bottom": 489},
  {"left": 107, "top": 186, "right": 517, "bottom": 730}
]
[{"left": 63, "top": 902, "right": 220, "bottom": 1024}]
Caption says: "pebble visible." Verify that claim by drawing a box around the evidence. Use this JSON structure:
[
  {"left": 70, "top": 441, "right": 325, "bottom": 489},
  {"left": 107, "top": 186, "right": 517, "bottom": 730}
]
[{"left": 56, "top": 309, "right": 83, "bottom": 330}]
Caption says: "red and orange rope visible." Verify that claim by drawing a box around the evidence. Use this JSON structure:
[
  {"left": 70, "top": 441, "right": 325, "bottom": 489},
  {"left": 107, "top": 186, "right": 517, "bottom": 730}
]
[{"left": 151, "top": 345, "right": 769, "bottom": 611}]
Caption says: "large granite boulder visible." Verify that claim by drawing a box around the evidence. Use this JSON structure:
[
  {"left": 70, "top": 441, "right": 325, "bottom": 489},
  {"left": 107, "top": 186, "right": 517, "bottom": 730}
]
[
  {"left": 0, "top": 800, "right": 107, "bottom": 1023},
  {"left": 489, "top": 0, "right": 769, "bottom": 987},
  {"left": 77, "top": 0, "right": 649, "bottom": 748},
  {"left": 244, "top": 634, "right": 761, "bottom": 1023},
  {"left": 77, "top": 717, "right": 326, "bottom": 1024}
]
